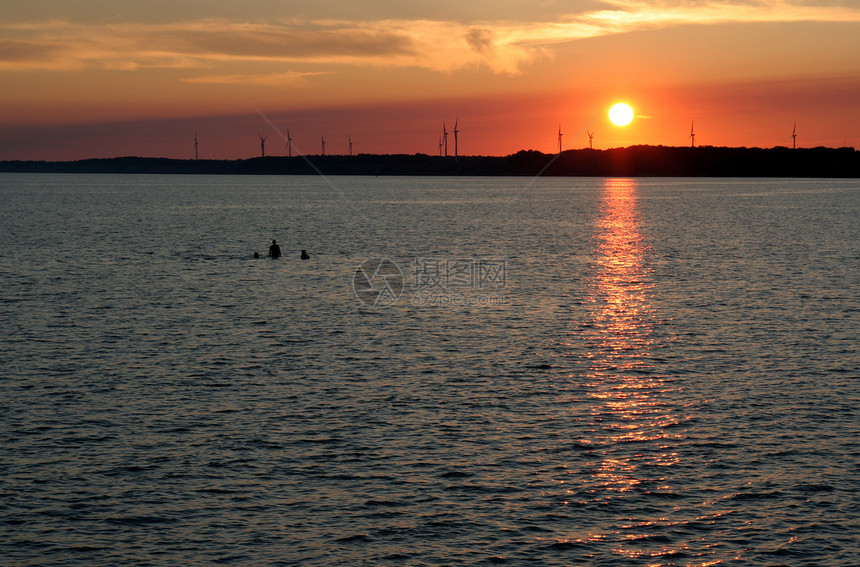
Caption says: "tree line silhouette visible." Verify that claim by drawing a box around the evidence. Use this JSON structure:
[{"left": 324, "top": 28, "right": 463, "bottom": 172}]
[{"left": 2, "top": 145, "right": 857, "bottom": 177}]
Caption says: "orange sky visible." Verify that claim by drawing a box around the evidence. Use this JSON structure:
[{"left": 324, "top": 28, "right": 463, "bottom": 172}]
[{"left": 2, "top": 1, "right": 859, "bottom": 160}]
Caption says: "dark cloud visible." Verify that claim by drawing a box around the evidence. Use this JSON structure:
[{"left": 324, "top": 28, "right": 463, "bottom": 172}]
[
  {"left": 0, "top": 40, "right": 61, "bottom": 62},
  {"left": 159, "top": 28, "right": 417, "bottom": 59},
  {"left": 465, "top": 28, "right": 495, "bottom": 57}
]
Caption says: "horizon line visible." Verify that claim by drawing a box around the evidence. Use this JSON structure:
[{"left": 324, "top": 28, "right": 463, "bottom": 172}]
[{"left": 2, "top": 144, "right": 857, "bottom": 164}]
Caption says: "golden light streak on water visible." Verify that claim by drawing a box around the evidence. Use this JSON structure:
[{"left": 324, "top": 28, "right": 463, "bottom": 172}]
[{"left": 575, "top": 179, "right": 686, "bottom": 559}]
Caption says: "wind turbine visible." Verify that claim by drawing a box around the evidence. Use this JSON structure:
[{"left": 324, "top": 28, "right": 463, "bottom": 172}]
[
  {"left": 194, "top": 131, "right": 199, "bottom": 160},
  {"left": 558, "top": 125, "right": 563, "bottom": 154},
  {"left": 259, "top": 134, "right": 267, "bottom": 157},
  {"left": 442, "top": 122, "right": 448, "bottom": 157},
  {"left": 349, "top": 136, "right": 353, "bottom": 156},
  {"left": 689, "top": 121, "right": 695, "bottom": 148},
  {"left": 454, "top": 118, "right": 459, "bottom": 160},
  {"left": 792, "top": 122, "right": 797, "bottom": 149},
  {"left": 587, "top": 131, "right": 594, "bottom": 150},
  {"left": 321, "top": 135, "right": 326, "bottom": 156},
  {"left": 287, "top": 128, "right": 293, "bottom": 157}
]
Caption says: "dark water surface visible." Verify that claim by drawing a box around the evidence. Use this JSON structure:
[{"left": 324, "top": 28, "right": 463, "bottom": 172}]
[{"left": 1, "top": 174, "right": 858, "bottom": 566}]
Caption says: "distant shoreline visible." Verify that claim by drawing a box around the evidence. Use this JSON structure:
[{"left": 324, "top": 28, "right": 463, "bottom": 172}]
[{"left": 1, "top": 145, "right": 858, "bottom": 177}]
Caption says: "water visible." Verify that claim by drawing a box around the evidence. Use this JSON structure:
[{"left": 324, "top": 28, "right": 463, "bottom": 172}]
[{"left": 1, "top": 174, "right": 858, "bottom": 566}]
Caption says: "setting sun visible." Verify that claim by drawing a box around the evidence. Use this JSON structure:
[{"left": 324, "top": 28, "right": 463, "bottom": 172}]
[
  {"left": 0, "top": 1, "right": 858, "bottom": 158},
  {"left": 609, "top": 103, "right": 634, "bottom": 126}
]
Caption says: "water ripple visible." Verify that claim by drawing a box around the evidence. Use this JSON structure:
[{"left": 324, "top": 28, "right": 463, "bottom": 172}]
[{"left": 1, "top": 175, "right": 858, "bottom": 566}]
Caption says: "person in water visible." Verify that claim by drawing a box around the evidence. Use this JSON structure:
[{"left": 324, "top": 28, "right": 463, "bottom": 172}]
[
  {"left": 268, "top": 239, "right": 281, "bottom": 258},
  {"left": 301, "top": 250, "right": 310, "bottom": 260}
]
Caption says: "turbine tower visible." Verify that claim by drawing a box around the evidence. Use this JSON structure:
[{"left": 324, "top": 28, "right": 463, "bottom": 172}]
[
  {"left": 689, "top": 121, "right": 695, "bottom": 148},
  {"left": 259, "top": 134, "right": 267, "bottom": 157},
  {"left": 194, "top": 131, "right": 198, "bottom": 160},
  {"left": 442, "top": 122, "right": 448, "bottom": 157},
  {"left": 287, "top": 128, "right": 292, "bottom": 157},
  {"left": 558, "top": 125, "right": 563, "bottom": 154},
  {"left": 792, "top": 122, "right": 797, "bottom": 149},
  {"left": 438, "top": 135, "right": 443, "bottom": 156},
  {"left": 587, "top": 131, "right": 594, "bottom": 150},
  {"left": 349, "top": 136, "right": 353, "bottom": 156},
  {"left": 321, "top": 135, "right": 326, "bottom": 156},
  {"left": 454, "top": 118, "right": 459, "bottom": 160}
]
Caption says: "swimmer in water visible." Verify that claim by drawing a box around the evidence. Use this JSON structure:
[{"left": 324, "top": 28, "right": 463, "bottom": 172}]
[{"left": 268, "top": 239, "right": 281, "bottom": 258}]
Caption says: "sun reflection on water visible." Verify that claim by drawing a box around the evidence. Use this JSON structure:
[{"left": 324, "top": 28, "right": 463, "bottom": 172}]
[
  {"left": 560, "top": 179, "right": 687, "bottom": 560},
  {"left": 587, "top": 178, "right": 655, "bottom": 373},
  {"left": 582, "top": 179, "right": 668, "bottom": 451}
]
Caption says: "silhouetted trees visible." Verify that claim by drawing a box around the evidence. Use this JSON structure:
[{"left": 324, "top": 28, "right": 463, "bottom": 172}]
[{"left": 2, "top": 146, "right": 858, "bottom": 177}]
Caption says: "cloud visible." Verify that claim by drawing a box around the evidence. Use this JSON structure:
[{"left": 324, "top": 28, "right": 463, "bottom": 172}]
[
  {"left": 466, "top": 28, "right": 496, "bottom": 58},
  {"left": 0, "top": 38, "right": 82, "bottom": 70},
  {"left": 182, "top": 70, "right": 330, "bottom": 85},
  {"left": 0, "top": 39, "right": 60, "bottom": 61},
  {"left": 0, "top": 19, "right": 421, "bottom": 72},
  {"left": 1, "top": 2, "right": 859, "bottom": 75},
  {"left": 580, "top": 0, "right": 860, "bottom": 32},
  {"left": 154, "top": 23, "right": 417, "bottom": 59}
]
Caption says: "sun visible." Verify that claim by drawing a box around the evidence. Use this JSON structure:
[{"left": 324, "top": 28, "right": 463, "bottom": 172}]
[{"left": 608, "top": 103, "right": 634, "bottom": 126}]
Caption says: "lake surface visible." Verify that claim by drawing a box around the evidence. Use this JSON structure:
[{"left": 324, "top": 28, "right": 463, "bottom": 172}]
[{"left": 1, "top": 174, "right": 858, "bottom": 566}]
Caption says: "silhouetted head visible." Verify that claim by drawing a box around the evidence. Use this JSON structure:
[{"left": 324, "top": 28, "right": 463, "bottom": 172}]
[
  {"left": 301, "top": 250, "right": 310, "bottom": 259},
  {"left": 272, "top": 239, "right": 277, "bottom": 245},
  {"left": 253, "top": 252, "right": 259, "bottom": 258}
]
